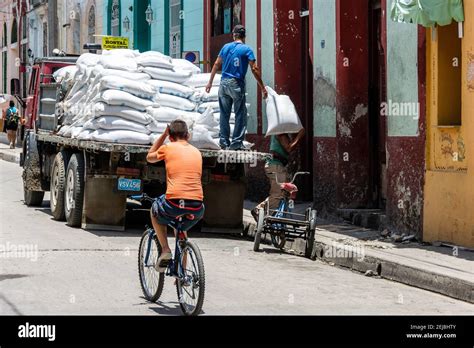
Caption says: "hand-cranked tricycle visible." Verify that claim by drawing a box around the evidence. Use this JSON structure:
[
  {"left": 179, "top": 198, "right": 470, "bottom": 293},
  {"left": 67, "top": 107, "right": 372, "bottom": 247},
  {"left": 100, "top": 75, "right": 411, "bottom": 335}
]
[{"left": 253, "top": 171, "right": 317, "bottom": 258}]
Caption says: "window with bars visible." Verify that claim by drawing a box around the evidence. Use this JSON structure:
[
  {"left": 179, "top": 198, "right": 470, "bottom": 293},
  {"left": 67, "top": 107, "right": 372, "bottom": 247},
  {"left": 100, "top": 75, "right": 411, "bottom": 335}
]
[
  {"left": 11, "top": 18, "right": 18, "bottom": 44},
  {"left": 111, "top": 0, "right": 120, "bottom": 36},
  {"left": 88, "top": 5, "right": 96, "bottom": 43}
]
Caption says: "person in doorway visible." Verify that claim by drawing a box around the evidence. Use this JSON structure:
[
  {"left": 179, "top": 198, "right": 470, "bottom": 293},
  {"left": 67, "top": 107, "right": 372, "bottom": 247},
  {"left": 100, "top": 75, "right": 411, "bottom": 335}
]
[
  {"left": 146, "top": 120, "right": 205, "bottom": 272},
  {"left": 252, "top": 129, "right": 306, "bottom": 221},
  {"left": 206, "top": 24, "right": 268, "bottom": 150},
  {"left": 3, "top": 101, "right": 23, "bottom": 149}
]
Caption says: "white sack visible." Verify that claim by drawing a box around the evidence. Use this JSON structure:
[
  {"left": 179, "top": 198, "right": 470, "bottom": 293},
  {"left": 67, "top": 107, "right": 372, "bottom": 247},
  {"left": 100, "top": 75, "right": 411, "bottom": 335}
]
[
  {"left": 196, "top": 107, "right": 219, "bottom": 129},
  {"left": 147, "top": 80, "right": 195, "bottom": 99},
  {"left": 102, "top": 49, "right": 140, "bottom": 58},
  {"left": 172, "top": 59, "right": 201, "bottom": 75},
  {"left": 198, "top": 101, "right": 220, "bottom": 113},
  {"left": 189, "top": 125, "right": 220, "bottom": 150},
  {"left": 195, "top": 86, "right": 219, "bottom": 102},
  {"left": 99, "top": 55, "right": 138, "bottom": 72},
  {"left": 99, "top": 75, "right": 156, "bottom": 99},
  {"left": 147, "top": 121, "right": 169, "bottom": 134},
  {"left": 265, "top": 86, "right": 303, "bottom": 136},
  {"left": 93, "top": 102, "right": 151, "bottom": 124},
  {"left": 54, "top": 66, "right": 78, "bottom": 83},
  {"left": 136, "top": 55, "right": 174, "bottom": 70},
  {"left": 146, "top": 107, "right": 200, "bottom": 123},
  {"left": 140, "top": 67, "right": 192, "bottom": 84},
  {"left": 156, "top": 93, "right": 196, "bottom": 111},
  {"left": 93, "top": 67, "right": 151, "bottom": 82},
  {"left": 185, "top": 73, "right": 220, "bottom": 88},
  {"left": 76, "top": 129, "right": 94, "bottom": 141},
  {"left": 93, "top": 116, "right": 150, "bottom": 134},
  {"left": 99, "top": 90, "right": 157, "bottom": 111},
  {"left": 77, "top": 53, "right": 101, "bottom": 67},
  {"left": 91, "top": 129, "right": 151, "bottom": 145}
]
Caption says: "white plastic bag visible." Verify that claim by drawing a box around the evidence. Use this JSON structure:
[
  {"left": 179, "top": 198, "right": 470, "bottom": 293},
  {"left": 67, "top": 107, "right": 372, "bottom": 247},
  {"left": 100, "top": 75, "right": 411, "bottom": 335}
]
[
  {"left": 140, "top": 67, "right": 192, "bottom": 84},
  {"left": 92, "top": 102, "right": 151, "bottom": 124},
  {"left": 265, "top": 86, "right": 303, "bottom": 136},
  {"left": 147, "top": 80, "right": 195, "bottom": 99},
  {"left": 99, "top": 90, "right": 157, "bottom": 111},
  {"left": 156, "top": 93, "right": 196, "bottom": 111},
  {"left": 172, "top": 59, "right": 201, "bottom": 75},
  {"left": 99, "top": 75, "right": 156, "bottom": 99}
]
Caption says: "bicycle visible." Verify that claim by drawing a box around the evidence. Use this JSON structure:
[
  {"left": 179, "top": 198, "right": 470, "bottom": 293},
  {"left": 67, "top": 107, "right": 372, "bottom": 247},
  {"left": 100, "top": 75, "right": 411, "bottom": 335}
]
[
  {"left": 135, "top": 193, "right": 205, "bottom": 316},
  {"left": 253, "top": 172, "right": 317, "bottom": 258}
]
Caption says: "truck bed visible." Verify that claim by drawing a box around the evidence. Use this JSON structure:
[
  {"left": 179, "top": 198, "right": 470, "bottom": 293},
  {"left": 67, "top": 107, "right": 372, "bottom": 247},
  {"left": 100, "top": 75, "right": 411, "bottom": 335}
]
[{"left": 36, "top": 132, "right": 272, "bottom": 161}]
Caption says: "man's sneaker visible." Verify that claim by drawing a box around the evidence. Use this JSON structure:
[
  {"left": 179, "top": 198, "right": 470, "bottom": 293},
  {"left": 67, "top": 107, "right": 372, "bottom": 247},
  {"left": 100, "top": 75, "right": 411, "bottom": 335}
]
[{"left": 155, "top": 252, "right": 172, "bottom": 273}]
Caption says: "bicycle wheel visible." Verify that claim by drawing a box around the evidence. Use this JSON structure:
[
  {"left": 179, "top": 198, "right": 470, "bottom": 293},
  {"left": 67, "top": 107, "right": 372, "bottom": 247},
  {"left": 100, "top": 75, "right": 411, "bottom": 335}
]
[
  {"left": 138, "top": 229, "right": 165, "bottom": 302},
  {"left": 176, "top": 240, "right": 205, "bottom": 316}
]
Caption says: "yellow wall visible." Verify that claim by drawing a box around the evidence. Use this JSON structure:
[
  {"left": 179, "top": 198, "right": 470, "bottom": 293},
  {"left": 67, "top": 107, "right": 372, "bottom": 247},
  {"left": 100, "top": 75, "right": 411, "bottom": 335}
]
[{"left": 424, "top": 3, "right": 474, "bottom": 248}]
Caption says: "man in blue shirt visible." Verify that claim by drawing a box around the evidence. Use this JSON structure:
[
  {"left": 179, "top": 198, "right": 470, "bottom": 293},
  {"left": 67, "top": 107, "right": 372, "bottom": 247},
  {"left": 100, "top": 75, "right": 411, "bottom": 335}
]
[{"left": 206, "top": 25, "right": 267, "bottom": 150}]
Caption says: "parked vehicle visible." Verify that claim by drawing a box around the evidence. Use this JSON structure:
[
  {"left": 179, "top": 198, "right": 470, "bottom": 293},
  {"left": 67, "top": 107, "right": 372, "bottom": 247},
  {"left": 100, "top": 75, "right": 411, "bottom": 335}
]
[{"left": 18, "top": 56, "right": 271, "bottom": 232}]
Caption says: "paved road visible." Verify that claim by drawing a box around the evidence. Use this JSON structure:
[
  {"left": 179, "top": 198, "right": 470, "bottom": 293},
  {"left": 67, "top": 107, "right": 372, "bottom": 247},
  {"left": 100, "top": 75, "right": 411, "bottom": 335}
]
[{"left": 1, "top": 160, "right": 473, "bottom": 315}]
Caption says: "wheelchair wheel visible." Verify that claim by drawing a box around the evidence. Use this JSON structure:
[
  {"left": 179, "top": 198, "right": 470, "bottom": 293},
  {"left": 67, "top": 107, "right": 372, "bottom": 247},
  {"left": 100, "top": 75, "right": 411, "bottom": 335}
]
[
  {"left": 305, "top": 210, "right": 317, "bottom": 258},
  {"left": 253, "top": 208, "right": 264, "bottom": 252}
]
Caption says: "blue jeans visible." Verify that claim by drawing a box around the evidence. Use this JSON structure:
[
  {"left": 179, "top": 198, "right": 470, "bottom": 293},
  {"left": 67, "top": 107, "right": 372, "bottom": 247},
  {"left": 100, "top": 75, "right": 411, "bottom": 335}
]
[{"left": 218, "top": 78, "right": 247, "bottom": 150}]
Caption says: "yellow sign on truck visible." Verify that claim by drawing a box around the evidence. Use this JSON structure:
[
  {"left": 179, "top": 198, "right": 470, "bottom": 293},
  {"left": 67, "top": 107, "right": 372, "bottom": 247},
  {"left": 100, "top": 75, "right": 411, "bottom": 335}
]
[{"left": 102, "top": 36, "right": 129, "bottom": 50}]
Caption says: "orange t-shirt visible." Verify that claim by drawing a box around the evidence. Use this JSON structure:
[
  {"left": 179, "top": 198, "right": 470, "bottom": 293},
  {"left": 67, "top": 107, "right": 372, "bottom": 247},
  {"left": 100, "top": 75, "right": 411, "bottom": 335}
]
[{"left": 157, "top": 140, "right": 203, "bottom": 201}]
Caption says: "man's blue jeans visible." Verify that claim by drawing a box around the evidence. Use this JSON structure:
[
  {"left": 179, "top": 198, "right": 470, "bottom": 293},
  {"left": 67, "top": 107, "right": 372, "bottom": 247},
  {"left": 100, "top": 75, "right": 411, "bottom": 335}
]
[{"left": 218, "top": 78, "right": 247, "bottom": 150}]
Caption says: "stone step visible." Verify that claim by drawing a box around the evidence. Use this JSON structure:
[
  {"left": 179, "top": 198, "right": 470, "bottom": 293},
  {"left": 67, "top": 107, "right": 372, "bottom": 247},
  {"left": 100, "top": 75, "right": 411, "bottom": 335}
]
[{"left": 336, "top": 209, "right": 387, "bottom": 230}]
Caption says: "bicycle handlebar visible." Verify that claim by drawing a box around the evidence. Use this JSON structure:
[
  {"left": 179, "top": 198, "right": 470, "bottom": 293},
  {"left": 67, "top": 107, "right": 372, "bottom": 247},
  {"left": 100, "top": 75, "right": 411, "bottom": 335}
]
[
  {"left": 130, "top": 193, "right": 155, "bottom": 203},
  {"left": 268, "top": 171, "right": 310, "bottom": 185}
]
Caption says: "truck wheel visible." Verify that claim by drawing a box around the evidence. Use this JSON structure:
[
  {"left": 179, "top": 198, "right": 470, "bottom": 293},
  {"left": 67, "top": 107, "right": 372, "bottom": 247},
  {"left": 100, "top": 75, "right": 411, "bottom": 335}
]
[
  {"left": 24, "top": 190, "right": 45, "bottom": 207},
  {"left": 64, "top": 153, "right": 85, "bottom": 227},
  {"left": 50, "top": 151, "right": 70, "bottom": 221}
]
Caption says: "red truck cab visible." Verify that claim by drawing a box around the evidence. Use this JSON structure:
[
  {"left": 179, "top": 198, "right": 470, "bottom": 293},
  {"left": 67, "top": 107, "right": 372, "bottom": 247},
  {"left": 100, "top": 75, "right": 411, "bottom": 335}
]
[{"left": 23, "top": 57, "right": 78, "bottom": 131}]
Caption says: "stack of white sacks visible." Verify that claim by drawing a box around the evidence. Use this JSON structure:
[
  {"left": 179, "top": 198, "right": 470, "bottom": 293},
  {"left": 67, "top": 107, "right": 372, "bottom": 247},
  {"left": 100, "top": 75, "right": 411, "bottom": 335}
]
[{"left": 56, "top": 49, "right": 252, "bottom": 150}]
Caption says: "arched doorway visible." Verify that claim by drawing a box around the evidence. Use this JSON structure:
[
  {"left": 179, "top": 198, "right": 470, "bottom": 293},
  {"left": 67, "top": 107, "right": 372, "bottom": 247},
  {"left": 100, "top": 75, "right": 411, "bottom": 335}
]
[
  {"left": 108, "top": 0, "right": 121, "bottom": 37},
  {"left": 133, "top": 0, "right": 151, "bottom": 52},
  {"left": 88, "top": 4, "right": 96, "bottom": 43}
]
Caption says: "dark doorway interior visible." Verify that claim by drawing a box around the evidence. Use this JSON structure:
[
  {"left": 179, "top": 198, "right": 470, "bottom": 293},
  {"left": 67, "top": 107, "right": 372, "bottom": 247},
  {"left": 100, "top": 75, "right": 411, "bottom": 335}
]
[{"left": 368, "top": 0, "right": 387, "bottom": 209}]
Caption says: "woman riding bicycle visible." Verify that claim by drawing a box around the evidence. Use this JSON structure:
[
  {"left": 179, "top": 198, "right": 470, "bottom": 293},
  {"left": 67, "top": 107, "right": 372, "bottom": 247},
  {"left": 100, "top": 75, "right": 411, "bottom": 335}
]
[
  {"left": 146, "top": 120, "right": 205, "bottom": 272},
  {"left": 252, "top": 128, "right": 305, "bottom": 221}
]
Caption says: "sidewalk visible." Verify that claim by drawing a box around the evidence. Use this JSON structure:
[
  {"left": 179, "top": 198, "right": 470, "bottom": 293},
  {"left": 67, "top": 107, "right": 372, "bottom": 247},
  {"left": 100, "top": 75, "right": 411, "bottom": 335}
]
[
  {"left": 0, "top": 133, "right": 21, "bottom": 164},
  {"left": 243, "top": 201, "right": 474, "bottom": 303}
]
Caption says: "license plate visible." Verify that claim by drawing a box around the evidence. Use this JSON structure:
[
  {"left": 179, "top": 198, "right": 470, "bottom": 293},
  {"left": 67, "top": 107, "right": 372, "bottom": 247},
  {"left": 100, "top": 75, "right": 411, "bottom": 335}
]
[{"left": 117, "top": 178, "right": 142, "bottom": 192}]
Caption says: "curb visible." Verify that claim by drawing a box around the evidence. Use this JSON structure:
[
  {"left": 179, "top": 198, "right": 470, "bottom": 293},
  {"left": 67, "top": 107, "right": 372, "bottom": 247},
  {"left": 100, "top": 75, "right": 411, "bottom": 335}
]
[
  {"left": 243, "top": 219, "right": 473, "bottom": 304},
  {"left": 0, "top": 150, "right": 20, "bottom": 164}
]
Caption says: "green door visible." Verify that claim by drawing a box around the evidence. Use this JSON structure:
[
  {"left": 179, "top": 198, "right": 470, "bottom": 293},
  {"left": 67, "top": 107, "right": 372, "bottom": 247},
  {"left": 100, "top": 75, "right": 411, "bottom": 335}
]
[{"left": 134, "top": 0, "right": 151, "bottom": 52}]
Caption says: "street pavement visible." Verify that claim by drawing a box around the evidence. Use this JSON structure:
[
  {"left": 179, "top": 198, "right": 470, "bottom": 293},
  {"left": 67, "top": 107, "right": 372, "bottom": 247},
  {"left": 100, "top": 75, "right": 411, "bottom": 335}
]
[{"left": 1, "top": 160, "right": 473, "bottom": 315}]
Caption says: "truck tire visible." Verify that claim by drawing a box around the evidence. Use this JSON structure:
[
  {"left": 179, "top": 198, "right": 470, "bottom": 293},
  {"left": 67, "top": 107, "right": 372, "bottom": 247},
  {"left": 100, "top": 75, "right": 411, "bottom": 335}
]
[
  {"left": 64, "top": 153, "right": 85, "bottom": 227},
  {"left": 24, "top": 190, "right": 45, "bottom": 207},
  {"left": 50, "top": 151, "right": 70, "bottom": 221}
]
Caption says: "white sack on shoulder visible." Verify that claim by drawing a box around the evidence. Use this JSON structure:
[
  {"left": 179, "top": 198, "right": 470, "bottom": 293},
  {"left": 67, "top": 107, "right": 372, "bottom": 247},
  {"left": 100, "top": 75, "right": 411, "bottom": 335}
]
[
  {"left": 99, "top": 90, "right": 157, "bottom": 111},
  {"left": 172, "top": 59, "right": 201, "bottom": 75},
  {"left": 99, "top": 75, "right": 156, "bottom": 99},
  {"left": 93, "top": 102, "right": 151, "bottom": 124},
  {"left": 265, "top": 86, "right": 303, "bottom": 136},
  {"left": 91, "top": 129, "right": 151, "bottom": 145},
  {"left": 140, "top": 66, "right": 192, "bottom": 84},
  {"left": 147, "top": 80, "right": 195, "bottom": 99},
  {"left": 99, "top": 55, "right": 138, "bottom": 72}
]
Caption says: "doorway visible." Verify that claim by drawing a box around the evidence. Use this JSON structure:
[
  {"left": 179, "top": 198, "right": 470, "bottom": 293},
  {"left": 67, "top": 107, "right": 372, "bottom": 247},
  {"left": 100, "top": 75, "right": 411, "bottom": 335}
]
[
  {"left": 134, "top": 0, "right": 151, "bottom": 52},
  {"left": 368, "top": 0, "right": 387, "bottom": 209}
]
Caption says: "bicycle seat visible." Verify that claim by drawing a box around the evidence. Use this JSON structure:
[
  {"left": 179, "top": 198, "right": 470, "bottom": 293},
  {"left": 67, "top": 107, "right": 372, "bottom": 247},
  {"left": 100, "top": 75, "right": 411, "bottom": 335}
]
[{"left": 280, "top": 183, "right": 298, "bottom": 193}]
